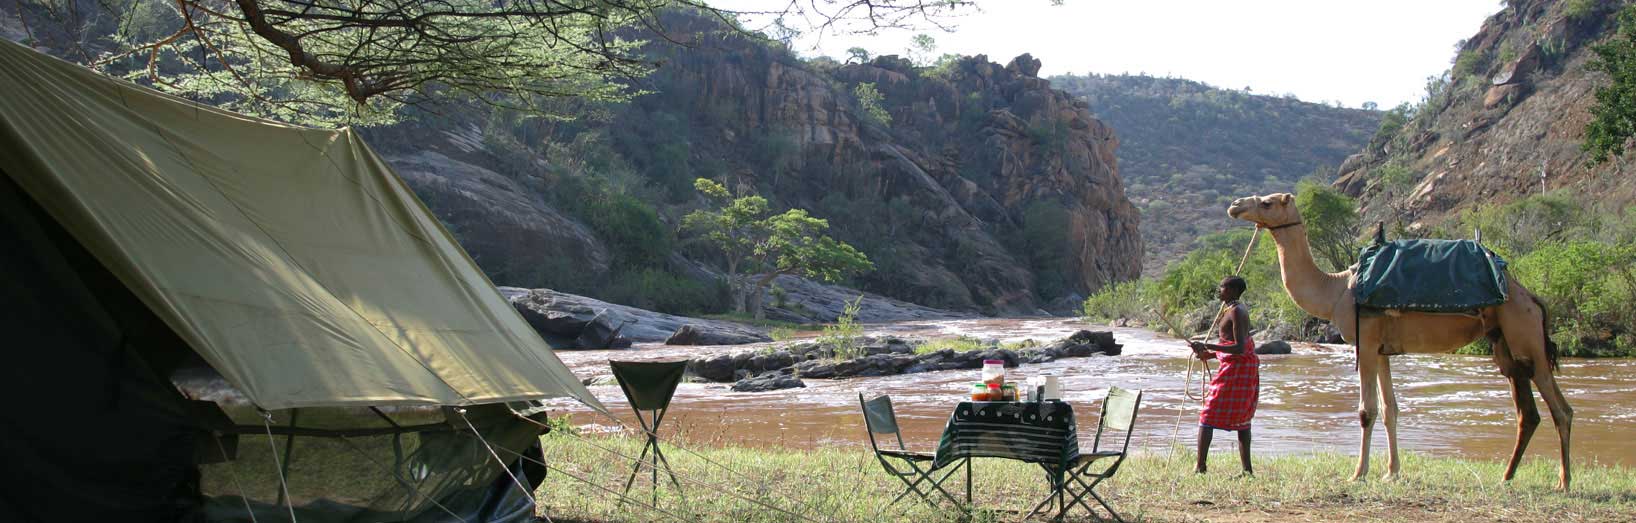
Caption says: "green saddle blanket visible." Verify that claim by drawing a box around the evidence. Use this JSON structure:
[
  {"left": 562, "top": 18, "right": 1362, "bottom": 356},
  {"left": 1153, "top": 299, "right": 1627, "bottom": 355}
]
[{"left": 1353, "top": 239, "right": 1508, "bottom": 312}]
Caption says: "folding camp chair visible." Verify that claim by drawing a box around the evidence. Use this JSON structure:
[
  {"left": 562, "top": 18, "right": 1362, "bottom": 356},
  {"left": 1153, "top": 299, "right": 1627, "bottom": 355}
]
[
  {"left": 858, "top": 394, "right": 965, "bottom": 510},
  {"left": 1056, "top": 387, "right": 1143, "bottom": 523},
  {"left": 609, "top": 360, "right": 689, "bottom": 507}
]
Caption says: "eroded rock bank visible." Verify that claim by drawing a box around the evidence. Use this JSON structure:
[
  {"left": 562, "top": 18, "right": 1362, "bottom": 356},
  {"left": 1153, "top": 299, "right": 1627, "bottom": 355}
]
[{"left": 690, "top": 330, "right": 1122, "bottom": 392}]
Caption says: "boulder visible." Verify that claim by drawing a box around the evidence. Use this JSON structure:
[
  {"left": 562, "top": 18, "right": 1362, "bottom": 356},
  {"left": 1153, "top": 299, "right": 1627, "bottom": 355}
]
[
  {"left": 687, "top": 354, "right": 739, "bottom": 382},
  {"left": 1256, "top": 340, "right": 1293, "bottom": 355},
  {"left": 1483, "top": 83, "right": 1525, "bottom": 110},
  {"left": 731, "top": 373, "right": 806, "bottom": 392},
  {"left": 747, "top": 351, "right": 796, "bottom": 372},
  {"left": 664, "top": 325, "right": 702, "bottom": 345},
  {"left": 792, "top": 359, "right": 837, "bottom": 379},
  {"left": 573, "top": 311, "right": 628, "bottom": 350},
  {"left": 500, "top": 287, "right": 770, "bottom": 346}
]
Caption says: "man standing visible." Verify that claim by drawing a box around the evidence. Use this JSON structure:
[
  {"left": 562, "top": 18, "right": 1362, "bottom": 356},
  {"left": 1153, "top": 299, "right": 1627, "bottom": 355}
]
[{"left": 1190, "top": 276, "right": 1259, "bottom": 476}]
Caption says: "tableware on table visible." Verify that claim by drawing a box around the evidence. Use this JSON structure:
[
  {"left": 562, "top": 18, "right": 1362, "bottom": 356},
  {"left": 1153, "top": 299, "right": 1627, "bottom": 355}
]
[
  {"left": 981, "top": 359, "right": 1006, "bottom": 388},
  {"left": 1002, "top": 383, "right": 1018, "bottom": 401},
  {"left": 970, "top": 382, "right": 990, "bottom": 401}
]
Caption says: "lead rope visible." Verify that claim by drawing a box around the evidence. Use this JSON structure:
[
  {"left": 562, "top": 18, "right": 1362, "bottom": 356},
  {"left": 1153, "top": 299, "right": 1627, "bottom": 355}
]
[
  {"left": 259, "top": 410, "right": 298, "bottom": 523},
  {"left": 1164, "top": 224, "right": 1261, "bottom": 451}
]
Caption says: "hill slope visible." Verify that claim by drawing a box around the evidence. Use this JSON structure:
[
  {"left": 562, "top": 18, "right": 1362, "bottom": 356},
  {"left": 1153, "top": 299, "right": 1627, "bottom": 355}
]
[
  {"left": 1051, "top": 74, "right": 1380, "bottom": 273},
  {"left": 1335, "top": 0, "right": 1635, "bottom": 228},
  {"left": 0, "top": 6, "right": 1146, "bottom": 318}
]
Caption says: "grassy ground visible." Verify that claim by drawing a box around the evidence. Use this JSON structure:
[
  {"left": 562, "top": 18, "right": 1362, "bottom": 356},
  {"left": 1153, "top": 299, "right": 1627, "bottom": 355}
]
[{"left": 535, "top": 433, "right": 1636, "bottom": 523}]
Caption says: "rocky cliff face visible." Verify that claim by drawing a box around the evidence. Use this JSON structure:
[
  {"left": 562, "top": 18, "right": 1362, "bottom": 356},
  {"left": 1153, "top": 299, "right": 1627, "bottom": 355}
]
[
  {"left": 1337, "top": 0, "right": 1634, "bottom": 228},
  {"left": 369, "top": 13, "right": 1141, "bottom": 316},
  {"left": 611, "top": 16, "right": 1140, "bottom": 314}
]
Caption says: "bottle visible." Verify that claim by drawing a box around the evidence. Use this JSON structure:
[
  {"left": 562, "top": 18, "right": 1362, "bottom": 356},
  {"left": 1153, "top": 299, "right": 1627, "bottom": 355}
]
[
  {"left": 986, "top": 383, "right": 1001, "bottom": 402},
  {"left": 1001, "top": 383, "right": 1018, "bottom": 401},
  {"left": 970, "top": 382, "right": 989, "bottom": 401}
]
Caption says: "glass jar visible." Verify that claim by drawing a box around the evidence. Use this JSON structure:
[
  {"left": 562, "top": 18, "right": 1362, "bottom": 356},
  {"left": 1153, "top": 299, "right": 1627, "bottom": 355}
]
[
  {"left": 981, "top": 359, "right": 1006, "bottom": 388},
  {"left": 970, "top": 382, "right": 989, "bottom": 401},
  {"left": 1001, "top": 383, "right": 1018, "bottom": 401}
]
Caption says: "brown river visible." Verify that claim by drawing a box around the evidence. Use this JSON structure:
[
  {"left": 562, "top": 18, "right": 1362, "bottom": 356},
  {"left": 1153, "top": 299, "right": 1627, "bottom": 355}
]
[{"left": 548, "top": 318, "right": 1636, "bottom": 466}]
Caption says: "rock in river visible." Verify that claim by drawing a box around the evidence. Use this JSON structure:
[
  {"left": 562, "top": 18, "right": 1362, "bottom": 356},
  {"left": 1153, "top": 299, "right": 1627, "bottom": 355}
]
[{"left": 500, "top": 287, "right": 769, "bottom": 348}]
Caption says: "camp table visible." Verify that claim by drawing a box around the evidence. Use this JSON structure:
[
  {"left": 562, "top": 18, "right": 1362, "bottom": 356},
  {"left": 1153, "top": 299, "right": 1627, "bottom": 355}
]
[{"left": 932, "top": 400, "right": 1080, "bottom": 518}]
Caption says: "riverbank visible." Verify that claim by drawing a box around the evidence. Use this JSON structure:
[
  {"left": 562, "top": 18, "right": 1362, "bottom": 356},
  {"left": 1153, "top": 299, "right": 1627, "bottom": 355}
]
[{"left": 536, "top": 433, "right": 1636, "bottom": 522}]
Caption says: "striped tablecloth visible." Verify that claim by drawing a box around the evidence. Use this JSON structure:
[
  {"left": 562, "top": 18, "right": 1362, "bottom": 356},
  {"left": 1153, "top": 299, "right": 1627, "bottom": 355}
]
[{"left": 933, "top": 401, "right": 1078, "bottom": 470}]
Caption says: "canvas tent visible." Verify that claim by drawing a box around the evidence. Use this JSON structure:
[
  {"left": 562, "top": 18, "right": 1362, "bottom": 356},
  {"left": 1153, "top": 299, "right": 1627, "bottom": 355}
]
[{"left": 0, "top": 38, "right": 602, "bottom": 522}]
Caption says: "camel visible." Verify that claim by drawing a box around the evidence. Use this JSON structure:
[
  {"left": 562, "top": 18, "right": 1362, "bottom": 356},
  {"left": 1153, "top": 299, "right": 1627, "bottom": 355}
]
[{"left": 1226, "top": 193, "right": 1573, "bottom": 490}]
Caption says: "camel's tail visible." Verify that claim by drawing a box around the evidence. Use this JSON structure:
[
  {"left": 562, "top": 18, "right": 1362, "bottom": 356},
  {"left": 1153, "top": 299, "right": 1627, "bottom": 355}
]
[{"left": 1534, "top": 294, "right": 1559, "bottom": 371}]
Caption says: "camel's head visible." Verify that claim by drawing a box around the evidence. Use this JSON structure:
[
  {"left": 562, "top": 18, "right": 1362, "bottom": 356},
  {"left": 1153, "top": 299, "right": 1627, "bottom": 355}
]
[{"left": 1227, "top": 193, "right": 1301, "bottom": 228}]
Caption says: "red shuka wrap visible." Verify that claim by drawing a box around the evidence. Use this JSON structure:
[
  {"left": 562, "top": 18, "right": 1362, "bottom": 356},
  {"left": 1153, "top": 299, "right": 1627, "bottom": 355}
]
[{"left": 1199, "top": 315, "right": 1260, "bottom": 431}]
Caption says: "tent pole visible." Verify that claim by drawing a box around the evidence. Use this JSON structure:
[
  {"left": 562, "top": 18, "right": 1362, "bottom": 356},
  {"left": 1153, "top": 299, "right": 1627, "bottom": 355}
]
[
  {"left": 276, "top": 409, "right": 300, "bottom": 508},
  {"left": 259, "top": 410, "right": 299, "bottom": 523}
]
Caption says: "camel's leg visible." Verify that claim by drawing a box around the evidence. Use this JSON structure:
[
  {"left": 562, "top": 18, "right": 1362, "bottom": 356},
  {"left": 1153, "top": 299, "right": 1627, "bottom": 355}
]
[
  {"left": 1501, "top": 294, "right": 1574, "bottom": 490},
  {"left": 1351, "top": 347, "right": 1381, "bottom": 482},
  {"left": 1500, "top": 363, "right": 1540, "bottom": 482},
  {"left": 1531, "top": 365, "right": 1573, "bottom": 490},
  {"left": 1377, "top": 356, "right": 1401, "bottom": 481}
]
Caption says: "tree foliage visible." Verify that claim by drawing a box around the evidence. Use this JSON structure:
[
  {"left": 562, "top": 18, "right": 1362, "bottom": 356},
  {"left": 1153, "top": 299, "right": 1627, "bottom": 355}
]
[
  {"left": 682, "top": 178, "right": 872, "bottom": 319},
  {"left": 1295, "top": 178, "right": 1361, "bottom": 272},
  {"left": 852, "top": 81, "right": 892, "bottom": 126},
  {"left": 17, "top": 0, "right": 982, "bottom": 126},
  {"left": 1584, "top": 5, "right": 1636, "bottom": 164}
]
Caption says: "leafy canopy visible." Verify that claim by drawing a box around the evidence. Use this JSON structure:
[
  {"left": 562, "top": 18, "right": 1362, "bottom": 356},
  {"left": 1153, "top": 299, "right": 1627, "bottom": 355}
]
[
  {"left": 1295, "top": 178, "right": 1361, "bottom": 272},
  {"left": 682, "top": 178, "right": 872, "bottom": 284},
  {"left": 25, "top": 0, "right": 985, "bottom": 127},
  {"left": 1584, "top": 5, "right": 1636, "bottom": 163}
]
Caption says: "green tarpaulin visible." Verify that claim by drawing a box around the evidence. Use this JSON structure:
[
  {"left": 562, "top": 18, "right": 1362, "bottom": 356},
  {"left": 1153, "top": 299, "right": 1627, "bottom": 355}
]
[{"left": 1353, "top": 239, "right": 1509, "bottom": 313}]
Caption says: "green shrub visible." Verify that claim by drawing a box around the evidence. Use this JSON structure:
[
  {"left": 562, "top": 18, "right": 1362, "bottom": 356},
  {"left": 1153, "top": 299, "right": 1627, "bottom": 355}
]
[
  {"left": 820, "top": 296, "right": 866, "bottom": 360},
  {"left": 853, "top": 82, "right": 892, "bottom": 127},
  {"left": 600, "top": 269, "right": 729, "bottom": 316},
  {"left": 1452, "top": 49, "right": 1491, "bottom": 80},
  {"left": 913, "top": 336, "right": 986, "bottom": 355},
  {"left": 1565, "top": 0, "right": 1601, "bottom": 22},
  {"left": 1081, "top": 279, "right": 1154, "bottom": 323}
]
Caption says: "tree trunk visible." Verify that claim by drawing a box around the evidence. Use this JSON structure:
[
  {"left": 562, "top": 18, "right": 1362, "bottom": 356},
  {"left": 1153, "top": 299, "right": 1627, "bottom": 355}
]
[
  {"left": 749, "top": 273, "right": 781, "bottom": 320},
  {"left": 748, "top": 286, "right": 765, "bottom": 320}
]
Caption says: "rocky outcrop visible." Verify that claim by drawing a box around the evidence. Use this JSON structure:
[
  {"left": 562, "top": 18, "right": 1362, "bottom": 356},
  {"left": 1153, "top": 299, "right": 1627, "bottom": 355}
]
[
  {"left": 731, "top": 373, "right": 805, "bottom": 392},
  {"left": 1338, "top": 0, "right": 1633, "bottom": 227},
  {"left": 499, "top": 287, "right": 769, "bottom": 347},
  {"left": 688, "top": 331, "right": 1121, "bottom": 389},
  {"left": 631, "top": 13, "right": 1142, "bottom": 314},
  {"left": 389, "top": 151, "right": 612, "bottom": 288}
]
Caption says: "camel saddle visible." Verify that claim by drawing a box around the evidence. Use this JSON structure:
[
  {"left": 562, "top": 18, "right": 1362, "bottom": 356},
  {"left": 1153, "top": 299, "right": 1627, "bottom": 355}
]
[{"left": 1353, "top": 238, "right": 1509, "bottom": 314}]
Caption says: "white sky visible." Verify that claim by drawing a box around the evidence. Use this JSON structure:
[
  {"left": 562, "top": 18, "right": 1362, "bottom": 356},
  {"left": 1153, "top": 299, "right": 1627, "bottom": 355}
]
[{"left": 717, "top": 0, "right": 1502, "bottom": 109}]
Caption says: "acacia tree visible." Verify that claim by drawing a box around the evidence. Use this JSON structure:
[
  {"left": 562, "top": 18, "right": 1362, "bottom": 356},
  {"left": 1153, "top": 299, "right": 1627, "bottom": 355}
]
[
  {"left": 682, "top": 178, "right": 872, "bottom": 319},
  {"left": 11, "top": 0, "right": 981, "bottom": 126}
]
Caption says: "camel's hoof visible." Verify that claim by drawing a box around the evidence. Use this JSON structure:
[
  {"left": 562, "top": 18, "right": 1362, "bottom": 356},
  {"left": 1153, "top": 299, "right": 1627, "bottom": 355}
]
[
  {"left": 1348, "top": 473, "right": 1366, "bottom": 483},
  {"left": 1381, "top": 472, "right": 1399, "bottom": 482}
]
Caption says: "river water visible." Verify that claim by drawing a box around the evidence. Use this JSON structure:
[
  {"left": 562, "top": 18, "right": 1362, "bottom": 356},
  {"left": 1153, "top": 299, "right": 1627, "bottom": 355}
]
[{"left": 551, "top": 318, "right": 1636, "bottom": 466}]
